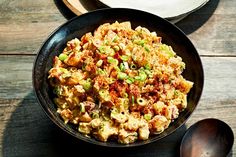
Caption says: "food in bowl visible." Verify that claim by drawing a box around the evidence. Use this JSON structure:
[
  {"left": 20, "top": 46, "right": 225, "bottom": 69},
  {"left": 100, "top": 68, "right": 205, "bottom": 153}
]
[{"left": 48, "top": 21, "right": 193, "bottom": 144}]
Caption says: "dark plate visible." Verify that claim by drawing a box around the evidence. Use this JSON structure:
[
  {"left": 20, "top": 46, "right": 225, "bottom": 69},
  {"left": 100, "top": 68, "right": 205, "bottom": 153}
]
[{"left": 32, "top": 8, "right": 204, "bottom": 147}]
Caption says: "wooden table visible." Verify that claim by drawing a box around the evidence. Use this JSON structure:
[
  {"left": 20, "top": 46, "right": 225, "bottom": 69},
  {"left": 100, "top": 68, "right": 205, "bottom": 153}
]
[{"left": 0, "top": 0, "right": 235, "bottom": 156}]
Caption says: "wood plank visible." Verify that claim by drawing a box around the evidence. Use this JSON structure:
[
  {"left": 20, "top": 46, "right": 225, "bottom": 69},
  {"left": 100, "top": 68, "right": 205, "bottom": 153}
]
[
  {"left": 0, "top": 55, "right": 235, "bottom": 156},
  {"left": 1, "top": 55, "right": 236, "bottom": 101},
  {"left": 0, "top": 0, "right": 66, "bottom": 55},
  {"left": 0, "top": 0, "right": 236, "bottom": 56},
  {"left": 176, "top": 0, "right": 236, "bottom": 56}
]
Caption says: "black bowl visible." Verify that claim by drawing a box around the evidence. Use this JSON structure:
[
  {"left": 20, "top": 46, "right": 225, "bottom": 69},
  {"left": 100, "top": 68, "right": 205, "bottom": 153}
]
[{"left": 33, "top": 8, "right": 204, "bottom": 147}]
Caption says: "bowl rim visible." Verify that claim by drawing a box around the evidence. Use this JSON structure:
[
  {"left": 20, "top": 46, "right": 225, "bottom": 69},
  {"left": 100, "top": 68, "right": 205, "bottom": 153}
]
[{"left": 32, "top": 7, "right": 204, "bottom": 147}]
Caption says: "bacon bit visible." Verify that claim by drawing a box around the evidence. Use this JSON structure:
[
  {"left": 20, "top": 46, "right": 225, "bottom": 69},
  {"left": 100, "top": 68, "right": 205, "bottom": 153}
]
[
  {"left": 130, "top": 112, "right": 141, "bottom": 118},
  {"left": 129, "top": 104, "right": 143, "bottom": 112},
  {"left": 81, "top": 32, "right": 93, "bottom": 44},
  {"left": 79, "top": 112, "right": 92, "bottom": 122},
  {"left": 113, "top": 52, "right": 121, "bottom": 62},
  {"left": 80, "top": 101, "right": 96, "bottom": 112},
  {"left": 60, "top": 109, "right": 73, "bottom": 121},
  {"left": 85, "top": 63, "right": 96, "bottom": 74},
  {"left": 128, "top": 84, "right": 140, "bottom": 98},
  {"left": 162, "top": 74, "right": 169, "bottom": 83},
  {"left": 110, "top": 81, "right": 128, "bottom": 97},
  {"left": 143, "top": 105, "right": 154, "bottom": 115},
  {"left": 65, "top": 52, "right": 83, "bottom": 67},
  {"left": 93, "top": 75, "right": 109, "bottom": 91},
  {"left": 70, "top": 43, "right": 76, "bottom": 49},
  {"left": 95, "top": 52, "right": 107, "bottom": 61},
  {"left": 101, "top": 101, "right": 114, "bottom": 108},
  {"left": 53, "top": 56, "right": 67, "bottom": 68}
]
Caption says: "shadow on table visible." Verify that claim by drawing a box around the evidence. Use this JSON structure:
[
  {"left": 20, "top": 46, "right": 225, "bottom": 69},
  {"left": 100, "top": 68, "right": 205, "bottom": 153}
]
[
  {"left": 2, "top": 91, "right": 193, "bottom": 157},
  {"left": 176, "top": 0, "right": 219, "bottom": 35}
]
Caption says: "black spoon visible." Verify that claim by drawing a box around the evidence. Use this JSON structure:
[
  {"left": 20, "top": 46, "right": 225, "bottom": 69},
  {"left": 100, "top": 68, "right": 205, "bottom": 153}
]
[{"left": 180, "top": 118, "right": 234, "bottom": 157}]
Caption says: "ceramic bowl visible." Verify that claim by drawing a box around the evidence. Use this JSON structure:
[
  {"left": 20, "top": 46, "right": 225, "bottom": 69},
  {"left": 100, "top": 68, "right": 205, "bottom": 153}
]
[{"left": 33, "top": 8, "right": 204, "bottom": 147}]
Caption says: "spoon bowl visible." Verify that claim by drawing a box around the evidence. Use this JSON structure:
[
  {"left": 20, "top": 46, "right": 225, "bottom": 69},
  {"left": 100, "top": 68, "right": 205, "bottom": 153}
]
[{"left": 180, "top": 118, "right": 234, "bottom": 157}]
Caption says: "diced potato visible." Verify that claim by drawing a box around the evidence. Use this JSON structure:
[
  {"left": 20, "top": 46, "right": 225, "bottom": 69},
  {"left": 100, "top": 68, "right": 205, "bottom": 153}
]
[
  {"left": 90, "top": 118, "right": 102, "bottom": 129},
  {"left": 118, "top": 129, "right": 138, "bottom": 144},
  {"left": 138, "top": 124, "right": 150, "bottom": 140},
  {"left": 179, "top": 79, "right": 194, "bottom": 94},
  {"left": 60, "top": 109, "right": 72, "bottom": 123},
  {"left": 96, "top": 121, "right": 118, "bottom": 142},
  {"left": 124, "top": 115, "right": 140, "bottom": 131},
  {"left": 153, "top": 101, "right": 166, "bottom": 115},
  {"left": 165, "top": 105, "right": 179, "bottom": 120},
  {"left": 79, "top": 112, "right": 92, "bottom": 122},
  {"left": 111, "top": 110, "right": 128, "bottom": 124},
  {"left": 149, "top": 115, "right": 170, "bottom": 134},
  {"left": 64, "top": 51, "right": 83, "bottom": 67},
  {"left": 78, "top": 122, "right": 91, "bottom": 134}
]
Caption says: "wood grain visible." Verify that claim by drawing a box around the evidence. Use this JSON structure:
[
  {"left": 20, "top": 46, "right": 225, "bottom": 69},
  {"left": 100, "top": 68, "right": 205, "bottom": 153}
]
[
  {"left": 62, "top": 0, "right": 86, "bottom": 15},
  {"left": 0, "top": 0, "right": 235, "bottom": 56},
  {"left": 0, "top": 0, "right": 66, "bottom": 55},
  {"left": 0, "top": 0, "right": 236, "bottom": 156},
  {"left": 0, "top": 55, "right": 235, "bottom": 156}
]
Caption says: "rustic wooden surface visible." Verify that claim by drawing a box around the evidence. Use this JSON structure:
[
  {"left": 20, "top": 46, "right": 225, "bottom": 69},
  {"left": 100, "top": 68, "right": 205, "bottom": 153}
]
[{"left": 0, "top": 0, "right": 235, "bottom": 157}]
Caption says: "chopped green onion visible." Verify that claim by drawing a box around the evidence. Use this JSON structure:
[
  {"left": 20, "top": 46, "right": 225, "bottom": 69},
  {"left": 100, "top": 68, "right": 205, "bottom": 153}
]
[
  {"left": 59, "top": 53, "right": 68, "bottom": 61},
  {"left": 53, "top": 86, "right": 62, "bottom": 95},
  {"left": 82, "top": 63, "right": 86, "bottom": 71},
  {"left": 82, "top": 80, "right": 91, "bottom": 91},
  {"left": 145, "top": 64, "right": 151, "bottom": 70},
  {"left": 79, "top": 103, "right": 85, "bottom": 113},
  {"left": 117, "top": 72, "right": 128, "bottom": 80},
  {"left": 107, "top": 77, "right": 116, "bottom": 84},
  {"left": 144, "top": 69, "right": 153, "bottom": 78},
  {"left": 159, "top": 44, "right": 175, "bottom": 58},
  {"left": 91, "top": 110, "right": 99, "bottom": 118},
  {"left": 174, "top": 90, "right": 179, "bottom": 96},
  {"left": 139, "top": 71, "right": 147, "bottom": 81},
  {"left": 144, "top": 114, "right": 152, "bottom": 121},
  {"left": 125, "top": 77, "right": 134, "bottom": 84},
  {"left": 96, "top": 68, "right": 106, "bottom": 75},
  {"left": 62, "top": 72, "right": 71, "bottom": 78},
  {"left": 123, "top": 93, "right": 128, "bottom": 98},
  {"left": 144, "top": 45, "right": 150, "bottom": 52},
  {"left": 134, "top": 76, "right": 141, "bottom": 81},
  {"left": 96, "top": 60, "right": 103, "bottom": 67},
  {"left": 98, "top": 46, "right": 106, "bottom": 53},
  {"left": 134, "top": 40, "right": 145, "bottom": 46},
  {"left": 99, "top": 90, "right": 111, "bottom": 102},
  {"left": 108, "top": 48, "right": 115, "bottom": 56},
  {"left": 107, "top": 57, "right": 119, "bottom": 65},
  {"left": 139, "top": 40, "right": 146, "bottom": 46},
  {"left": 60, "top": 68, "right": 71, "bottom": 78},
  {"left": 112, "top": 35, "right": 118, "bottom": 42},
  {"left": 130, "top": 63, "right": 137, "bottom": 70},
  {"left": 137, "top": 97, "right": 147, "bottom": 106},
  {"left": 113, "top": 65, "right": 120, "bottom": 72},
  {"left": 120, "top": 55, "right": 129, "bottom": 61},
  {"left": 120, "top": 63, "right": 125, "bottom": 72},
  {"left": 104, "top": 40, "right": 109, "bottom": 45},
  {"left": 131, "top": 96, "right": 135, "bottom": 104},
  {"left": 180, "top": 63, "right": 185, "bottom": 71},
  {"left": 113, "top": 45, "right": 120, "bottom": 51}
]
